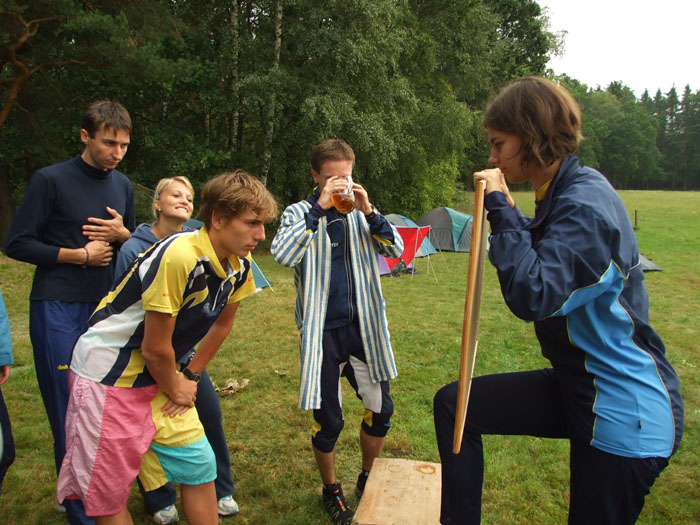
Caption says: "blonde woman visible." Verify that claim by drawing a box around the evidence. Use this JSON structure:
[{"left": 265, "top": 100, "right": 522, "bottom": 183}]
[
  {"left": 115, "top": 176, "right": 195, "bottom": 278},
  {"left": 115, "top": 176, "right": 240, "bottom": 523}
]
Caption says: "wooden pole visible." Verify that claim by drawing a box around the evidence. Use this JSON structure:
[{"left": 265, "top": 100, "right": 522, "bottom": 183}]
[{"left": 452, "top": 180, "right": 489, "bottom": 454}]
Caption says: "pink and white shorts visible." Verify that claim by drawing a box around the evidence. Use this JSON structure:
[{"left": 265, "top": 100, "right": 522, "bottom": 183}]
[{"left": 57, "top": 372, "right": 158, "bottom": 517}]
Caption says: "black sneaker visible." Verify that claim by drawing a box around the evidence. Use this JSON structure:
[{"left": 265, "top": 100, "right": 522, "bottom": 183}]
[
  {"left": 355, "top": 469, "right": 370, "bottom": 498},
  {"left": 322, "top": 482, "right": 354, "bottom": 524}
]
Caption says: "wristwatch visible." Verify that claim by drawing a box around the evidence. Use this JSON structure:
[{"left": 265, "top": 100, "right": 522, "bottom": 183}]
[
  {"left": 365, "top": 205, "right": 378, "bottom": 220},
  {"left": 182, "top": 367, "right": 201, "bottom": 383}
]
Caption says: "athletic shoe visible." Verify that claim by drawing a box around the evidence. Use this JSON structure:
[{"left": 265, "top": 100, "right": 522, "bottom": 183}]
[
  {"left": 322, "top": 482, "right": 354, "bottom": 525},
  {"left": 355, "top": 469, "right": 370, "bottom": 498},
  {"left": 217, "top": 495, "right": 240, "bottom": 517},
  {"left": 152, "top": 504, "right": 179, "bottom": 524}
]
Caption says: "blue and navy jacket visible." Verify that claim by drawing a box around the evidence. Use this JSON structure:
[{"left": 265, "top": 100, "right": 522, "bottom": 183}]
[
  {"left": 271, "top": 193, "right": 403, "bottom": 410},
  {"left": 485, "top": 155, "right": 683, "bottom": 458}
]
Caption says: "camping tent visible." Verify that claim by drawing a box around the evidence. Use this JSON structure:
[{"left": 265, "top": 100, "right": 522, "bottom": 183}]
[
  {"left": 382, "top": 226, "right": 430, "bottom": 273},
  {"left": 384, "top": 214, "right": 437, "bottom": 257},
  {"left": 184, "top": 218, "right": 273, "bottom": 290},
  {"left": 377, "top": 225, "right": 430, "bottom": 276},
  {"left": 640, "top": 254, "right": 662, "bottom": 272},
  {"left": 251, "top": 257, "right": 274, "bottom": 291},
  {"left": 416, "top": 207, "right": 473, "bottom": 252}
]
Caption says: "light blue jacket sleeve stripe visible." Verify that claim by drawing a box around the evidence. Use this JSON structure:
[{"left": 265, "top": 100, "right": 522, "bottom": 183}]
[{"left": 551, "top": 262, "right": 618, "bottom": 318}]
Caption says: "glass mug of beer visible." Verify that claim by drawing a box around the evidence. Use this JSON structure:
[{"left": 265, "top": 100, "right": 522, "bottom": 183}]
[{"left": 330, "top": 175, "right": 355, "bottom": 213}]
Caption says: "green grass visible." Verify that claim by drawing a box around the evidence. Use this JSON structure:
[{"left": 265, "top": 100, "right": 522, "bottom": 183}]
[{"left": 0, "top": 190, "right": 698, "bottom": 524}]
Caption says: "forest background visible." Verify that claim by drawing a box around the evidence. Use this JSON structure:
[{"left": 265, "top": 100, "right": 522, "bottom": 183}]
[{"left": 1, "top": 0, "right": 699, "bottom": 244}]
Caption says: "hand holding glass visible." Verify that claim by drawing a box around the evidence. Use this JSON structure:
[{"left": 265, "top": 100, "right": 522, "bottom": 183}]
[{"left": 330, "top": 175, "right": 355, "bottom": 213}]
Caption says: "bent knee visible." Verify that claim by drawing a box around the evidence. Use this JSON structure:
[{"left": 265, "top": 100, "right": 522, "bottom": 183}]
[{"left": 311, "top": 417, "right": 345, "bottom": 453}]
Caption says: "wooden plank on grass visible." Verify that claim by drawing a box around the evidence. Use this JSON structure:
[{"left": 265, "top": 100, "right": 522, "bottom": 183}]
[{"left": 352, "top": 458, "right": 441, "bottom": 525}]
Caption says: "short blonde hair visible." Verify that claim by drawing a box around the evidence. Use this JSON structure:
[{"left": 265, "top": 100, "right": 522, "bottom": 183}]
[
  {"left": 152, "top": 176, "right": 195, "bottom": 221},
  {"left": 198, "top": 170, "right": 278, "bottom": 228}
]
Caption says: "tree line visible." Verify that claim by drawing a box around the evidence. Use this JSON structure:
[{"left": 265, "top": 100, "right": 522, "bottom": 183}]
[
  {"left": 562, "top": 77, "right": 700, "bottom": 191},
  {"left": 1, "top": 1, "right": 697, "bottom": 244}
]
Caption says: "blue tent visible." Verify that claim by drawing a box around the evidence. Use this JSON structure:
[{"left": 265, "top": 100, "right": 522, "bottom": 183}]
[
  {"left": 251, "top": 257, "right": 273, "bottom": 291},
  {"left": 384, "top": 213, "right": 437, "bottom": 257},
  {"left": 184, "top": 218, "right": 272, "bottom": 290}
]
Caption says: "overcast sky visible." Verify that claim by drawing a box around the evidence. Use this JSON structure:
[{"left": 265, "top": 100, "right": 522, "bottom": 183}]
[{"left": 537, "top": 0, "right": 699, "bottom": 98}]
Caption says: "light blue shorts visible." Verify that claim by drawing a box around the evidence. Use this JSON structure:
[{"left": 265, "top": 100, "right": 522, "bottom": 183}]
[{"left": 150, "top": 437, "right": 216, "bottom": 486}]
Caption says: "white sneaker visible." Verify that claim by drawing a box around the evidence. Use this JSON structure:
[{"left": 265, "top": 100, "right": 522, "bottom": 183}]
[
  {"left": 152, "top": 503, "right": 179, "bottom": 524},
  {"left": 217, "top": 495, "right": 240, "bottom": 517}
]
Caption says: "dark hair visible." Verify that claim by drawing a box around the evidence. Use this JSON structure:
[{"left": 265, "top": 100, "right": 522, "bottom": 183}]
[
  {"left": 198, "top": 170, "right": 278, "bottom": 228},
  {"left": 82, "top": 100, "right": 132, "bottom": 138},
  {"left": 484, "top": 77, "right": 583, "bottom": 168},
  {"left": 310, "top": 139, "right": 355, "bottom": 173}
]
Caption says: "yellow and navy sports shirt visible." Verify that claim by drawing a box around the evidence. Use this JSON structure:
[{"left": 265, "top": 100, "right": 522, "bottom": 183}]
[{"left": 70, "top": 227, "right": 256, "bottom": 387}]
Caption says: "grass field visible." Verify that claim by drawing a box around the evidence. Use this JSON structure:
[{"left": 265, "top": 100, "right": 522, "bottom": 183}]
[{"left": 0, "top": 190, "right": 698, "bottom": 524}]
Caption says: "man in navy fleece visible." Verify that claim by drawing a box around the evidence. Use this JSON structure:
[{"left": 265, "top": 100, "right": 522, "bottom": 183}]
[{"left": 4, "top": 100, "right": 134, "bottom": 525}]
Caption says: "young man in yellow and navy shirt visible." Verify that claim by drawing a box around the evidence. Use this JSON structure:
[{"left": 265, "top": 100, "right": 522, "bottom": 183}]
[{"left": 57, "top": 170, "right": 277, "bottom": 525}]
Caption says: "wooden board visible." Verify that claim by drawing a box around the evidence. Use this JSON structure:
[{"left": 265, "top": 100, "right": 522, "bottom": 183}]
[{"left": 351, "top": 458, "right": 441, "bottom": 525}]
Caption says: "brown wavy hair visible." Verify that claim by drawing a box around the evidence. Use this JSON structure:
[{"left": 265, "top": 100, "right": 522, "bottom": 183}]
[
  {"left": 484, "top": 77, "right": 583, "bottom": 168},
  {"left": 198, "top": 170, "right": 278, "bottom": 228}
]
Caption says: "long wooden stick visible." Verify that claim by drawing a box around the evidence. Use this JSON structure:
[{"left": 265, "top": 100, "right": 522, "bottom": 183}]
[{"left": 453, "top": 180, "right": 489, "bottom": 454}]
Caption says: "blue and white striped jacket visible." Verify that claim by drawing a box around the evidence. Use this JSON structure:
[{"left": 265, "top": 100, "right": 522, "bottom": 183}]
[{"left": 271, "top": 200, "right": 403, "bottom": 410}]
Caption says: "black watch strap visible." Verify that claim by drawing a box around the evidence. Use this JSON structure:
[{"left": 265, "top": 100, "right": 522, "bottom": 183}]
[
  {"left": 365, "top": 205, "right": 378, "bottom": 220},
  {"left": 182, "top": 367, "right": 201, "bottom": 383}
]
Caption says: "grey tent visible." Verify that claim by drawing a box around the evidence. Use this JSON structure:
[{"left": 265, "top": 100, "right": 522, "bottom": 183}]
[
  {"left": 640, "top": 254, "right": 662, "bottom": 272},
  {"left": 416, "top": 207, "right": 473, "bottom": 252}
]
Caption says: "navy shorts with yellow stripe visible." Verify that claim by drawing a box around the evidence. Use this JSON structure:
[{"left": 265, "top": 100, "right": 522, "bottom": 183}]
[{"left": 312, "top": 321, "right": 393, "bottom": 453}]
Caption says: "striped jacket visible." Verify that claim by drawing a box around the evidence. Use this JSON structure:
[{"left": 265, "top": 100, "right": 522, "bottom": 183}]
[{"left": 271, "top": 200, "right": 403, "bottom": 410}]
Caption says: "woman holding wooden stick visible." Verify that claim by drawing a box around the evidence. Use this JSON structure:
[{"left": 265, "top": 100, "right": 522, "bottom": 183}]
[{"left": 433, "top": 77, "right": 683, "bottom": 524}]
